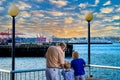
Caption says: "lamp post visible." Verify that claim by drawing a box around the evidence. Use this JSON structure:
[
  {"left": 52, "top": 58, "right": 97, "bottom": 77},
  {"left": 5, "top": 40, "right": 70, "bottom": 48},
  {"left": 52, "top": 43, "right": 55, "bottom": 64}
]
[
  {"left": 8, "top": 5, "right": 19, "bottom": 80},
  {"left": 85, "top": 13, "right": 93, "bottom": 78}
]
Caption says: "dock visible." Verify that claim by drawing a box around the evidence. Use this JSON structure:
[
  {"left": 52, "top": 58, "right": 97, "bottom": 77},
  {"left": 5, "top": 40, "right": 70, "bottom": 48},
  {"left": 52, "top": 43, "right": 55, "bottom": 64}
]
[{"left": 0, "top": 43, "right": 73, "bottom": 57}]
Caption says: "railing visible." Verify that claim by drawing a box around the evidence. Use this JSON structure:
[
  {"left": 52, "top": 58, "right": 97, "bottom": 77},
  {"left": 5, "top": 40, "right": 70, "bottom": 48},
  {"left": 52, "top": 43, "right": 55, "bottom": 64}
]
[
  {"left": 0, "top": 69, "right": 11, "bottom": 80},
  {"left": 13, "top": 68, "right": 46, "bottom": 80},
  {"left": 0, "top": 68, "right": 46, "bottom": 80},
  {"left": 0, "top": 65, "right": 120, "bottom": 80},
  {"left": 89, "top": 64, "right": 120, "bottom": 80}
]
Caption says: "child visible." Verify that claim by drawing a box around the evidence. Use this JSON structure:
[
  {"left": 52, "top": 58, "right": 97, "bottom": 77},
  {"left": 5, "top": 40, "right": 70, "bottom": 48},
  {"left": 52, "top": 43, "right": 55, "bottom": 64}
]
[
  {"left": 71, "top": 51, "right": 86, "bottom": 80},
  {"left": 61, "top": 62, "right": 74, "bottom": 80}
]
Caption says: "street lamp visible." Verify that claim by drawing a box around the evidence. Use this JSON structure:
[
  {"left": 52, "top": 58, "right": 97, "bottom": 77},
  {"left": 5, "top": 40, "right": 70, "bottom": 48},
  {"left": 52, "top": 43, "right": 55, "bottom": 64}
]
[
  {"left": 85, "top": 13, "right": 93, "bottom": 78},
  {"left": 8, "top": 5, "right": 19, "bottom": 80}
]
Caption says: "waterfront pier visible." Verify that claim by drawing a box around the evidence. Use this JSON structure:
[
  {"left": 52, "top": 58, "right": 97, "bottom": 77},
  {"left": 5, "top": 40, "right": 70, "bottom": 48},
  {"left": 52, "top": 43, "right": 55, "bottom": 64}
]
[
  {"left": 0, "top": 64, "right": 120, "bottom": 80},
  {"left": 0, "top": 42, "right": 73, "bottom": 57}
]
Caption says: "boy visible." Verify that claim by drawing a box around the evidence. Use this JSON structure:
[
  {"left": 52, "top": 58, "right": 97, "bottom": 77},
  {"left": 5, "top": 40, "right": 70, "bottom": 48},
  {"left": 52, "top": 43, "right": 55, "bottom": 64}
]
[
  {"left": 61, "top": 62, "right": 74, "bottom": 80},
  {"left": 71, "top": 51, "right": 86, "bottom": 80}
]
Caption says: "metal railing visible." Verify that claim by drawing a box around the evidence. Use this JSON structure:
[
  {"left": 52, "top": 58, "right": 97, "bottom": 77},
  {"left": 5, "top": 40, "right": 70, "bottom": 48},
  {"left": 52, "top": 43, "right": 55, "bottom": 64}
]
[
  {"left": 89, "top": 64, "right": 120, "bottom": 80},
  {"left": 0, "top": 68, "right": 46, "bottom": 80},
  {"left": 0, "top": 69, "right": 11, "bottom": 80},
  {"left": 0, "top": 65, "right": 120, "bottom": 80}
]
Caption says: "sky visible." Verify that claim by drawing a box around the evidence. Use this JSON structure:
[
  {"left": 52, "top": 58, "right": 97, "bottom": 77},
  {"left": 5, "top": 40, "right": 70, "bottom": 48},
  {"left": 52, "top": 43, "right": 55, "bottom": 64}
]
[{"left": 0, "top": 0, "right": 120, "bottom": 38}]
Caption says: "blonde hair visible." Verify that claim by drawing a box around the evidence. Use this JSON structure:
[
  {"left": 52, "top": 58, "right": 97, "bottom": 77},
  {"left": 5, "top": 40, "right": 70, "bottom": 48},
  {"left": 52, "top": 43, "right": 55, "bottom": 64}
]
[
  {"left": 72, "top": 51, "right": 79, "bottom": 59},
  {"left": 64, "top": 62, "right": 71, "bottom": 69}
]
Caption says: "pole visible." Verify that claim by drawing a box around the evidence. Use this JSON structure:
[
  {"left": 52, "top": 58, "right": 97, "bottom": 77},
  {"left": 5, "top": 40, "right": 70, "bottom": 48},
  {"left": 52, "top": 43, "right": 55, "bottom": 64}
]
[
  {"left": 88, "top": 21, "right": 91, "bottom": 78},
  {"left": 11, "top": 16, "right": 15, "bottom": 80}
]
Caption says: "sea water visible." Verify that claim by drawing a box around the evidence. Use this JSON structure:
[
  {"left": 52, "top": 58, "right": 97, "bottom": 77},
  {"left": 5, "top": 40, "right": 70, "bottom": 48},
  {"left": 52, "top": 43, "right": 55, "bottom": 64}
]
[{"left": 0, "top": 43, "right": 120, "bottom": 79}]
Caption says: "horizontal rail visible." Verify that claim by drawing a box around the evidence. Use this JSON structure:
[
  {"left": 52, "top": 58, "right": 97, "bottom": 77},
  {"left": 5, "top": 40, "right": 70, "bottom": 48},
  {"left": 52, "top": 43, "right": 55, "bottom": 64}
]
[
  {"left": 1, "top": 64, "right": 120, "bottom": 80},
  {"left": 90, "top": 64, "right": 120, "bottom": 70},
  {"left": 12, "top": 68, "right": 46, "bottom": 73},
  {"left": 89, "top": 64, "right": 120, "bottom": 80},
  {"left": 0, "top": 69, "right": 11, "bottom": 73}
]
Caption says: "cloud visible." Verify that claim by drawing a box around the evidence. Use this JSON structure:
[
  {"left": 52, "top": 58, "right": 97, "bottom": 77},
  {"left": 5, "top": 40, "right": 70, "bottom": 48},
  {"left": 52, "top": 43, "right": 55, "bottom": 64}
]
[
  {"left": 0, "top": 7, "right": 4, "bottom": 11},
  {"left": 64, "top": 7, "right": 76, "bottom": 10},
  {"left": 47, "top": 11, "right": 65, "bottom": 16},
  {"left": 113, "top": 15, "right": 120, "bottom": 20},
  {"left": 103, "top": 0, "right": 111, "bottom": 6},
  {"left": 0, "top": 0, "right": 120, "bottom": 38},
  {"left": 95, "top": 13, "right": 105, "bottom": 18},
  {"left": 116, "top": 7, "right": 120, "bottom": 12},
  {"left": 30, "top": 17, "right": 41, "bottom": 24},
  {"left": 90, "top": 0, "right": 100, "bottom": 6},
  {"left": 17, "top": 1, "right": 32, "bottom": 10},
  {"left": 102, "top": 26, "right": 119, "bottom": 31},
  {"left": 100, "top": 7, "right": 114, "bottom": 13},
  {"left": 0, "top": 0, "right": 6, "bottom": 5},
  {"left": 79, "top": 3, "right": 88, "bottom": 9},
  {"left": 35, "top": 0, "right": 44, "bottom": 2},
  {"left": 18, "top": 18, "right": 26, "bottom": 23},
  {"left": 64, "top": 17, "right": 74, "bottom": 24},
  {"left": 103, "top": 18, "right": 113, "bottom": 22},
  {"left": 49, "top": 0, "right": 68, "bottom": 7},
  {"left": 95, "top": 0, "right": 100, "bottom": 5},
  {"left": 31, "top": 11, "right": 44, "bottom": 17},
  {"left": 19, "top": 11, "right": 31, "bottom": 18},
  {"left": 112, "top": 22, "right": 120, "bottom": 26}
]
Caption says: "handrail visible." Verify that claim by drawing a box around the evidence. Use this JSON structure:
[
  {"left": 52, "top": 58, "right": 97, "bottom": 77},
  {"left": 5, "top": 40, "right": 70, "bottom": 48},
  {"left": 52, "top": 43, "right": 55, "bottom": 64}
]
[
  {"left": 0, "top": 65, "right": 120, "bottom": 80},
  {"left": 90, "top": 64, "right": 120, "bottom": 70},
  {"left": 12, "top": 68, "right": 46, "bottom": 73},
  {"left": 0, "top": 69, "right": 11, "bottom": 73},
  {"left": 1, "top": 64, "right": 120, "bottom": 73}
]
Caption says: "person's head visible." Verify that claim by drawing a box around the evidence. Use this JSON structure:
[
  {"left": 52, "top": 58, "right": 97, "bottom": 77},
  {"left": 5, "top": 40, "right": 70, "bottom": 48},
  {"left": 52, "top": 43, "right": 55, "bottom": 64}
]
[
  {"left": 72, "top": 51, "right": 79, "bottom": 59},
  {"left": 59, "top": 42, "right": 66, "bottom": 52},
  {"left": 64, "top": 62, "right": 71, "bottom": 69}
]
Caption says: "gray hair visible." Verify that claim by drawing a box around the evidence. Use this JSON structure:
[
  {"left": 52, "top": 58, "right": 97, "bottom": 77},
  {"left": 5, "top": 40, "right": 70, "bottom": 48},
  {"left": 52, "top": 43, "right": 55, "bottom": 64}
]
[{"left": 59, "top": 42, "right": 66, "bottom": 47}]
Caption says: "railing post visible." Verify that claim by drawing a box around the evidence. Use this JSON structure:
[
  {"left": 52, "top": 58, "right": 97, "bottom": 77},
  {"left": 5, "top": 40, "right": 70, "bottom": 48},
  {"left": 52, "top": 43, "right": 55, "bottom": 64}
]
[{"left": 10, "top": 71, "right": 12, "bottom": 80}]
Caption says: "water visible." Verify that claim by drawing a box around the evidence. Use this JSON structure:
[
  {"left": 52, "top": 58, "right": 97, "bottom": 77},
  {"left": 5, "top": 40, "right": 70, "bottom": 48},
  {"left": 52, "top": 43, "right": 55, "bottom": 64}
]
[
  {"left": 73, "top": 43, "right": 120, "bottom": 66},
  {"left": 0, "top": 57, "right": 46, "bottom": 70},
  {"left": 0, "top": 43, "right": 120, "bottom": 70},
  {"left": 0, "top": 43, "right": 120, "bottom": 79}
]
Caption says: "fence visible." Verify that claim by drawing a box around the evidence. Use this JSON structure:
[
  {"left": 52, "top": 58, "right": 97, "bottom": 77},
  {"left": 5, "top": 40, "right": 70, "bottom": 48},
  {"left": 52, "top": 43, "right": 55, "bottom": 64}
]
[
  {"left": 89, "top": 64, "right": 120, "bottom": 80},
  {"left": 0, "top": 65, "right": 120, "bottom": 80},
  {"left": 0, "top": 68, "right": 46, "bottom": 80}
]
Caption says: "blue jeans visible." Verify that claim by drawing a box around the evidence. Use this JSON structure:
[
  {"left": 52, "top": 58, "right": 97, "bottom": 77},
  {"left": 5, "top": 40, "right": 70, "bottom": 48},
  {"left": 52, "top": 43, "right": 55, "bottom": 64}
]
[
  {"left": 75, "top": 75, "right": 86, "bottom": 80},
  {"left": 46, "top": 68, "right": 61, "bottom": 80}
]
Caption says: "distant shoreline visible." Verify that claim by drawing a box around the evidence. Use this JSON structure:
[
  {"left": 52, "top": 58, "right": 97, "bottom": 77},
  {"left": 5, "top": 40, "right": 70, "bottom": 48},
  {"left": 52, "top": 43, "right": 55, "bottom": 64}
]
[{"left": 68, "top": 42, "right": 112, "bottom": 44}]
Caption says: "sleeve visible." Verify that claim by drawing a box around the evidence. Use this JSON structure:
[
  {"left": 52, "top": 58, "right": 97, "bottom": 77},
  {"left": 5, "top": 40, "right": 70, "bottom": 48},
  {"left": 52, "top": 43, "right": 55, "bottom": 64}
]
[
  {"left": 82, "top": 59, "right": 86, "bottom": 65},
  {"left": 58, "top": 50, "right": 65, "bottom": 65}
]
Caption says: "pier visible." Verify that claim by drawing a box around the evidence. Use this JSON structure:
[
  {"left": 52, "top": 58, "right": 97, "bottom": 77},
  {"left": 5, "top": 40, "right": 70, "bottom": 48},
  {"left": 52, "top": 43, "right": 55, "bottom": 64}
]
[
  {"left": 0, "top": 43, "right": 73, "bottom": 57},
  {"left": 0, "top": 64, "right": 120, "bottom": 80}
]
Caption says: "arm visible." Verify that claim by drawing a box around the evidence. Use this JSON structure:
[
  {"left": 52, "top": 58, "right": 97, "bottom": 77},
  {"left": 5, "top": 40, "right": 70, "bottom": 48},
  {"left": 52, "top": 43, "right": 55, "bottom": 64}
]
[
  {"left": 58, "top": 51, "right": 65, "bottom": 69},
  {"left": 82, "top": 59, "right": 86, "bottom": 68},
  {"left": 60, "top": 64, "right": 64, "bottom": 69},
  {"left": 84, "top": 64, "right": 86, "bottom": 67}
]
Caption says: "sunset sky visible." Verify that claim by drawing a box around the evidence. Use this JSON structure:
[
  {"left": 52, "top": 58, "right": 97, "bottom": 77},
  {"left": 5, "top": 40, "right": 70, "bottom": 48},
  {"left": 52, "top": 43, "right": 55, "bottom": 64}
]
[{"left": 0, "top": 0, "right": 120, "bottom": 38}]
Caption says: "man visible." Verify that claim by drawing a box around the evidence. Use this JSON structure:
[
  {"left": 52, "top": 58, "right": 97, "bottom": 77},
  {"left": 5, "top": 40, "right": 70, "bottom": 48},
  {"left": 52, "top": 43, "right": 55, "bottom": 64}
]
[{"left": 45, "top": 42, "right": 66, "bottom": 80}]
